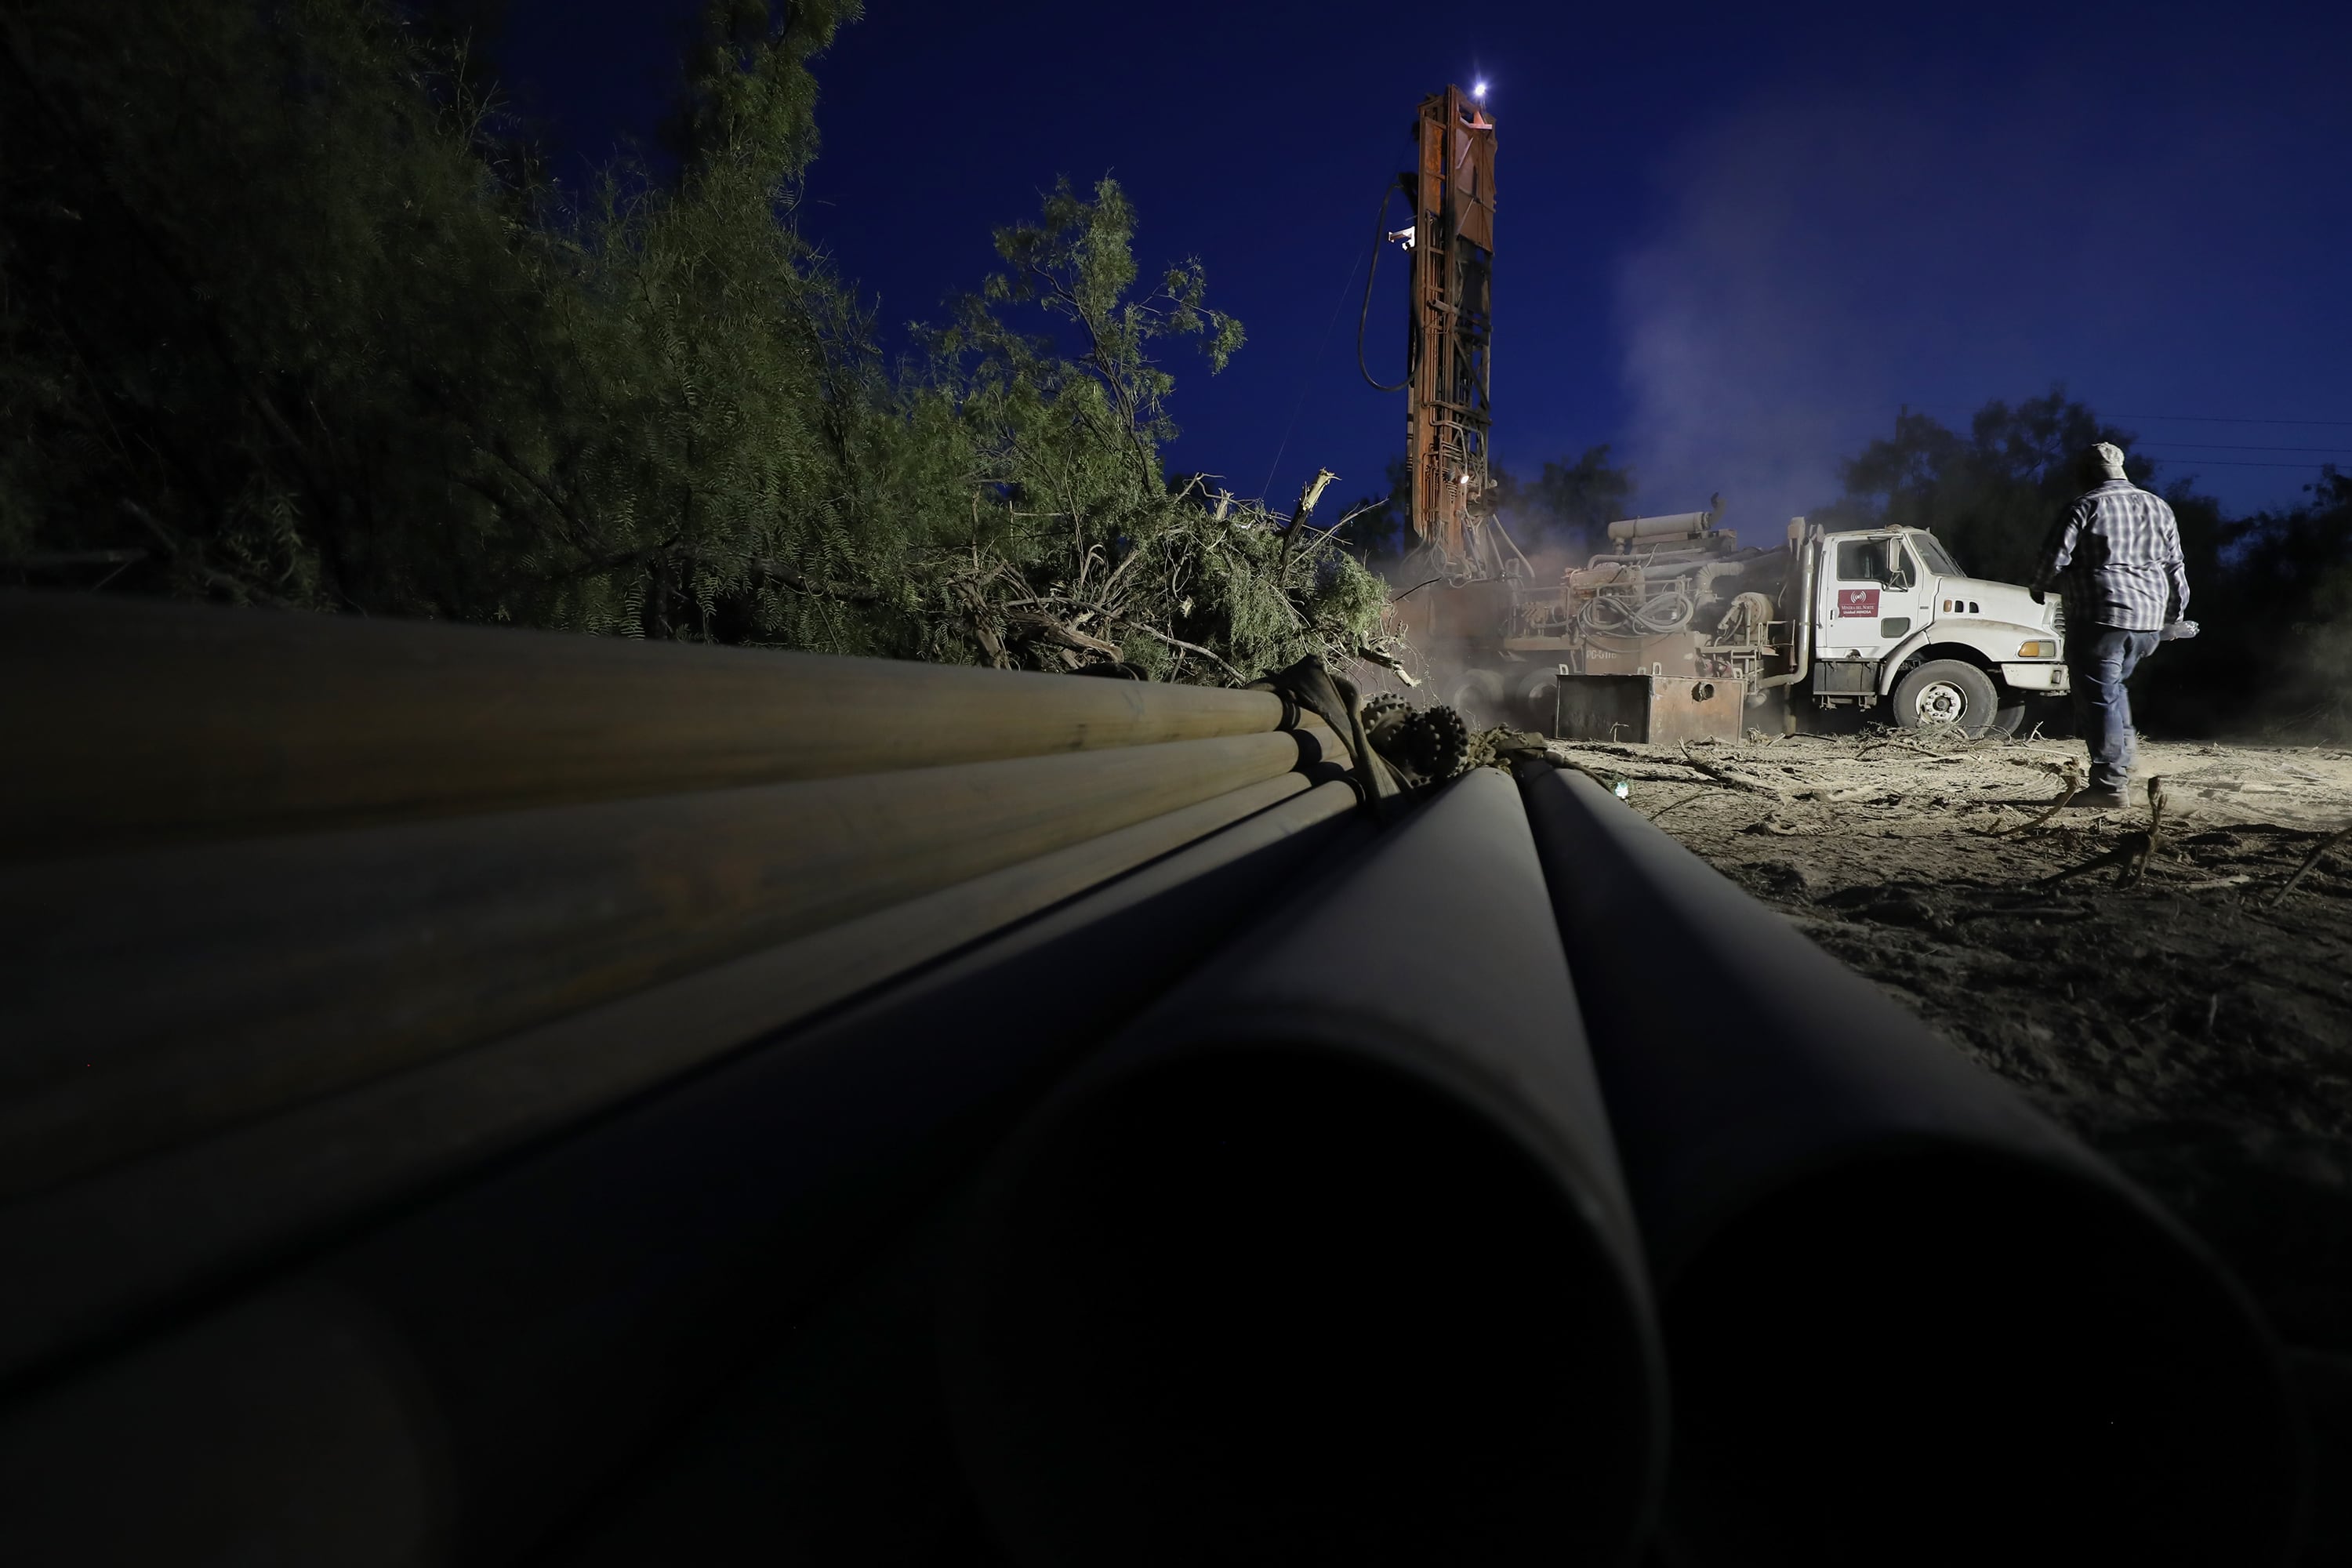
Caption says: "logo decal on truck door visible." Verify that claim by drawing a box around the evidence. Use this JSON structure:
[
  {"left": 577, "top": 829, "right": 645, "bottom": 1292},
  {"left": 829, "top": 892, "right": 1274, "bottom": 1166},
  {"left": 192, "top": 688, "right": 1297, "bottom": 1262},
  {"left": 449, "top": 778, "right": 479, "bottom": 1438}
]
[{"left": 1837, "top": 588, "right": 1880, "bottom": 617}]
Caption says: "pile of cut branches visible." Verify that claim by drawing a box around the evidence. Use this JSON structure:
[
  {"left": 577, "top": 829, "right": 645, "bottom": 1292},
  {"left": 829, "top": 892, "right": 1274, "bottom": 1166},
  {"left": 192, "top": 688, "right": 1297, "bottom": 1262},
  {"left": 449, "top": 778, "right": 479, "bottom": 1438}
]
[{"left": 931, "top": 470, "right": 1407, "bottom": 685}]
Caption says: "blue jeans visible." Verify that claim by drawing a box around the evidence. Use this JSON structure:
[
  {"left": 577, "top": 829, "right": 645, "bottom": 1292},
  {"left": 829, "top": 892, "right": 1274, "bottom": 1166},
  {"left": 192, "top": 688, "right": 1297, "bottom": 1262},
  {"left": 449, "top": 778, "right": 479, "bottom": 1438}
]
[{"left": 2067, "top": 625, "right": 2161, "bottom": 790}]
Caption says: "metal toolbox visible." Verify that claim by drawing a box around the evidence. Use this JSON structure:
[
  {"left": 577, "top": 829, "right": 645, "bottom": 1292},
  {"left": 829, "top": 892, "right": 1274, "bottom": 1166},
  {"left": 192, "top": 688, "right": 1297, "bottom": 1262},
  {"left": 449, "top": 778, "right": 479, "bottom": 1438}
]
[{"left": 1552, "top": 670, "right": 1750, "bottom": 746}]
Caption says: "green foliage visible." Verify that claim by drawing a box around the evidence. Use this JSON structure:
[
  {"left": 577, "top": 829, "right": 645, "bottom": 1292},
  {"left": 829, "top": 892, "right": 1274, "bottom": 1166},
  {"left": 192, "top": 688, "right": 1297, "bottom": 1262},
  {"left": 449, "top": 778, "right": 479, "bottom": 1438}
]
[
  {"left": 4, "top": 0, "right": 531, "bottom": 605},
  {"left": 0, "top": 0, "right": 1378, "bottom": 682},
  {"left": 1, "top": 0, "right": 892, "bottom": 636},
  {"left": 668, "top": 0, "right": 861, "bottom": 184},
  {"left": 924, "top": 178, "right": 1387, "bottom": 681}
]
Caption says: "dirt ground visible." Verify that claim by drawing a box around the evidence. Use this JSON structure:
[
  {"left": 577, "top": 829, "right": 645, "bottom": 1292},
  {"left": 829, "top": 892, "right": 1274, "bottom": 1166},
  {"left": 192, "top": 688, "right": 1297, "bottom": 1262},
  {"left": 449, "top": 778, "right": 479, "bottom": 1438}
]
[{"left": 1546, "top": 724, "right": 2352, "bottom": 1529}]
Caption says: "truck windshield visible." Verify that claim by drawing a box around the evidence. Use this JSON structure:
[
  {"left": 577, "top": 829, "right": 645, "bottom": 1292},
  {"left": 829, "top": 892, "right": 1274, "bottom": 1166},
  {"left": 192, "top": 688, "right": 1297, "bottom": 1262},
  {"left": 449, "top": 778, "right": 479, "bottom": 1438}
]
[{"left": 1910, "top": 533, "right": 1962, "bottom": 576}]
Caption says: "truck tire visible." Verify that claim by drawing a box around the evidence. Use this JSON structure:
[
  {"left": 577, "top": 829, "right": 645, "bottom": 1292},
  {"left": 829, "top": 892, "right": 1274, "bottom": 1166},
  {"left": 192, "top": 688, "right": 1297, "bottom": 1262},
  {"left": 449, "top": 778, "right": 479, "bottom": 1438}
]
[
  {"left": 1446, "top": 669, "right": 1508, "bottom": 729},
  {"left": 1891, "top": 659, "right": 2008, "bottom": 735},
  {"left": 1516, "top": 670, "right": 1561, "bottom": 733}
]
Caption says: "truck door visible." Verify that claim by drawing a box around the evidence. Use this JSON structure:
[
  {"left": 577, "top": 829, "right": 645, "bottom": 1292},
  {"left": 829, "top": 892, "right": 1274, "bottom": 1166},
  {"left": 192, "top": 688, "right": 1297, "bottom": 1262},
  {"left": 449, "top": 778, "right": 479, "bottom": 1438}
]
[{"left": 1817, "top": 534, "right": 1926, "bottom": 664}]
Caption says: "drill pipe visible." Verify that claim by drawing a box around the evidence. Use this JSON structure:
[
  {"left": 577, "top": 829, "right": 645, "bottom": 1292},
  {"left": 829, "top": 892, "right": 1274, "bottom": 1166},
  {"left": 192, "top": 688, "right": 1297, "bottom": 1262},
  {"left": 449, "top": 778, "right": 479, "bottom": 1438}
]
[
  {"left": 1295, "top": 711, "right": 1351, "bottom": 766},
  {"left": 944, "top": 768, "right": 1665, "bottom": 1568},
  {"left": 0, "top": 779, "right": 1374, "bottom": 1566},
  {"left": 0, "top": 775, "right": 1355, "bottom": 1385},
  {"left": 0, "top": 729, "right": 1313, "bottom": 1203},
  {"left": 0, "top": 590, "right": 1298, "bottom": 858},
  {"left": 1517, "top": 764, "right": 2305, "bottom": 1568},
  {"left": 1606, "top": 511, "right": 1716, "bottom": 543}
]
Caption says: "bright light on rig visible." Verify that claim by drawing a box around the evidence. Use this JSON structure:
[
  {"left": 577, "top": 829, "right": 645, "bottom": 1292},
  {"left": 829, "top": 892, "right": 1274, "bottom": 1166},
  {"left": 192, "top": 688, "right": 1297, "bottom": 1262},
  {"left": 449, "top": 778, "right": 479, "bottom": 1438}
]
[{"left": 1473, "top": 78, "right": 1488, "bottom": 99}]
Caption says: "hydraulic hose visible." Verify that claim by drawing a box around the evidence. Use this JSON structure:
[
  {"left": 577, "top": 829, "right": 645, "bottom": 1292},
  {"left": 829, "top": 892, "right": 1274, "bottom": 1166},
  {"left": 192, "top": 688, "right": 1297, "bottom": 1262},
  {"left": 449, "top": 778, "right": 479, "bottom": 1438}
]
[
  {"left": 1579, "top": 590, "right": 1696, "bottom": 638},
  {"left": 1357, "top": 180, "right": 1410, "bottom": 393}
]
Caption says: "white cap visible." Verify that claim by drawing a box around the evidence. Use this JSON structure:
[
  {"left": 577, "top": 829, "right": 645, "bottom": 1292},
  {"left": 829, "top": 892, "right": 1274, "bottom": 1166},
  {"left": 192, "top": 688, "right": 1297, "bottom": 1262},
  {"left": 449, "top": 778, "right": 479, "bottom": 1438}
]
[{"left": 2092, "top": 441, "right": 2128, "bottom": 479}]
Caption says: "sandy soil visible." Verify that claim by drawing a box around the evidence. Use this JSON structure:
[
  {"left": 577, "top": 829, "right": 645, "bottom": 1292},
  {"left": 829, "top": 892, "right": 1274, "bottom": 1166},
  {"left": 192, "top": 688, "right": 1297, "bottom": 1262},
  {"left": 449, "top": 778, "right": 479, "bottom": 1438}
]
[{"left": 1545, "top": 727, "right": 2352, "bottom": 1544}]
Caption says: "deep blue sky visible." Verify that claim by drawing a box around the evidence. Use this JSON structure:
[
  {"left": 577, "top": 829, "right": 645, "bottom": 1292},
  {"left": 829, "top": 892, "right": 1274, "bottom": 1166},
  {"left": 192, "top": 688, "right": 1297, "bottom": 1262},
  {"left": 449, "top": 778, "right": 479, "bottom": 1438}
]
[{"left": 498, "top": 0, "right": 2352, "bottom": 534}]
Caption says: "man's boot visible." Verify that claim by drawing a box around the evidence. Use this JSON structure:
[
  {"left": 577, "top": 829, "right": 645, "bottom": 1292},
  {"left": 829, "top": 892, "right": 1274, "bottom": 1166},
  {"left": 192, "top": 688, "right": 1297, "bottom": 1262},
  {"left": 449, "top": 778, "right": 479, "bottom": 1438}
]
[{"left": 2067, "top": 766, "right": 2131, "bottom": 809}]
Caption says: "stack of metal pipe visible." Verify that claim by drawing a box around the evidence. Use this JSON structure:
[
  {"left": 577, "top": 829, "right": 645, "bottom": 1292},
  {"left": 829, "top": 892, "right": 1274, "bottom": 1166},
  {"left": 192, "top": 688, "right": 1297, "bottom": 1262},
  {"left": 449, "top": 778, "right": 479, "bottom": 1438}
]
[{"left": 0, "top": 593, "right": 2312, "bottom": 1566}]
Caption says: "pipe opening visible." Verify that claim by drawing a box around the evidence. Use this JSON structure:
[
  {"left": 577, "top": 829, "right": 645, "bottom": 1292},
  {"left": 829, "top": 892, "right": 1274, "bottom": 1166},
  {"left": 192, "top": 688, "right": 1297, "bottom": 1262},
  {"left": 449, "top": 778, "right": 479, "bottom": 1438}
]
[
  {"left": 949, "top": 1047, "right": 1656, "bottom": 1566},
  {"left": 1661, "top": 1148, "right": 2299, "bottom": 1566}
]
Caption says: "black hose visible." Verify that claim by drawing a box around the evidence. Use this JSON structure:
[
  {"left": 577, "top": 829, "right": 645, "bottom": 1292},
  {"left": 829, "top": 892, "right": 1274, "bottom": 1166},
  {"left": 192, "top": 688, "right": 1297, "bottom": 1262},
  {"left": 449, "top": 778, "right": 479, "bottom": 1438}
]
[
  {"left": 1580, "top": 590, "right": 1696, "bottom": 638},
  {"left": 1358, "top": 180, "right": 1410, "bottom": 393}
]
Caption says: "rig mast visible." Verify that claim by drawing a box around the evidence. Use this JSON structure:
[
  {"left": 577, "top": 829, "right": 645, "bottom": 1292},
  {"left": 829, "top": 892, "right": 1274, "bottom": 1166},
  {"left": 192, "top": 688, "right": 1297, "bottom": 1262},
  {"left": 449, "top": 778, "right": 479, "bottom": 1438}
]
[{"left": 1404, "top": 85, "right": 1498, "bottom": 579}]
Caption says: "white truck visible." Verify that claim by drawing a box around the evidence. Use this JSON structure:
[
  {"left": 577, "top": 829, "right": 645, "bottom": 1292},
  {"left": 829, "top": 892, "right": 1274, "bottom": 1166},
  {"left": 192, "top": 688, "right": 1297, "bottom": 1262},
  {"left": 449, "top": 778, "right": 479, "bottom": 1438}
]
[
  {"left": 1738, "top": 516, "right": 2067, "bottom": 736},
  {"left": 1411, "top": 508, "right": 2067, "bottom": 742}
]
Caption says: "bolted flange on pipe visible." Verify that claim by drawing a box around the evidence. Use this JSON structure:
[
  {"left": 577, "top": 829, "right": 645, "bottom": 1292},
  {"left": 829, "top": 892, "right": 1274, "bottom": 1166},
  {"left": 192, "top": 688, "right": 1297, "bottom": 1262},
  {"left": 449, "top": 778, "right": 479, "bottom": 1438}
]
[
  {"left": 1518, "top": 762, "right": 2307, "bottom": 1567},
  {"left": 940, "top": 768, "right": 1667, "bottom": 1567}
]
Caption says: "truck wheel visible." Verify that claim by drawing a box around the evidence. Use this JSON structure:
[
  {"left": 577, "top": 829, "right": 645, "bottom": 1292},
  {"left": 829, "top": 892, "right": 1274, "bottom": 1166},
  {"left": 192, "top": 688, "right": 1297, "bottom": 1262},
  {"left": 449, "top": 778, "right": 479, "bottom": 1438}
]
[
  {"left": 1516, "top": 672, "right": 1561, "bottom": 733},
  {"left": 1446, "top": 669, "right": 1508, "bottom": 729},
  {"left": 1891, "top": 659, "right": 2003, "bottom": 735}
]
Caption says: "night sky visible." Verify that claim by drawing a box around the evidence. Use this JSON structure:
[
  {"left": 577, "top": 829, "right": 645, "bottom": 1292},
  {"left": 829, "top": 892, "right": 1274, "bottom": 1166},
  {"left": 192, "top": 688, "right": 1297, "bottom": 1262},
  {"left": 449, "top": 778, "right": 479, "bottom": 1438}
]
[{"left": 496, "top": 0, "right": 2351, "bottom": 535}]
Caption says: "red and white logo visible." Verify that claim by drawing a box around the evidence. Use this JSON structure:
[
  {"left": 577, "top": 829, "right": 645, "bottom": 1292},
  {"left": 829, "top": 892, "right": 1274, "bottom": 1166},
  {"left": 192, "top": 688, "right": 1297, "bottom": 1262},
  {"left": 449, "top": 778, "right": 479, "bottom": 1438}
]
[{"left": 1837, "top": 588, "right": 1881, "bottom": 618}]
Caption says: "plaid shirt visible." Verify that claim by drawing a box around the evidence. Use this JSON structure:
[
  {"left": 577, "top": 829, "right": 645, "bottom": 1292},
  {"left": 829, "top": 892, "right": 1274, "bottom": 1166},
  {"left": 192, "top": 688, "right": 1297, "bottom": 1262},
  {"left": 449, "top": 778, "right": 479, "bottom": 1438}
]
[{"left": 2032, "top": 480, "right": 2190, "bottom": 632}]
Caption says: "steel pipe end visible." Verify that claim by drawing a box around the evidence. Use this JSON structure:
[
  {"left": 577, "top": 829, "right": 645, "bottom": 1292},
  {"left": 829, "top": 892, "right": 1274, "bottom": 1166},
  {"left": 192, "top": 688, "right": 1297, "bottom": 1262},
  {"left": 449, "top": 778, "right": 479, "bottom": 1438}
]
[
  {"left": 1517, "top": 763, "right": 2307, "bottom": 1565},
  {"left": 1657, "top": 1145, "right": 2304, "bottom": 1567},
  {"left": 942, "top": 1044, "right": 1663, "bottom": 1568}
]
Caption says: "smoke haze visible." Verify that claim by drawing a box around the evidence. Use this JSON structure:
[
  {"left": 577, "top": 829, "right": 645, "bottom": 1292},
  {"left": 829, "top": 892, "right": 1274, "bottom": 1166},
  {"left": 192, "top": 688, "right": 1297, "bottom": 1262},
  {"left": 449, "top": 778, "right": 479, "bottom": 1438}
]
[{"left": 1613, "top": 45, "right": 2349, "bottom": 535}]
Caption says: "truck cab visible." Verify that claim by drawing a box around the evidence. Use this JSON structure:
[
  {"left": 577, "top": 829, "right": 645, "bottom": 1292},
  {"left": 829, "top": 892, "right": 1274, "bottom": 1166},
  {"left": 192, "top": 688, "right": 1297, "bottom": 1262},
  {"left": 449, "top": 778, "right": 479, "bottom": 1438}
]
[{"left": 1802, "top": 524, "right": 2065, "bottom": 735}]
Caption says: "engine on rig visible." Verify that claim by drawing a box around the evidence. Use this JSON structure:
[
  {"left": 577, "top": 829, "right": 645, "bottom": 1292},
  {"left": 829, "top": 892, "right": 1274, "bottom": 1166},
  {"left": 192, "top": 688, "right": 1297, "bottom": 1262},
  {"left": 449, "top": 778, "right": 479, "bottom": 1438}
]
[{"left": 1508, "top": 501, "right": 1791, "bottom": 690}]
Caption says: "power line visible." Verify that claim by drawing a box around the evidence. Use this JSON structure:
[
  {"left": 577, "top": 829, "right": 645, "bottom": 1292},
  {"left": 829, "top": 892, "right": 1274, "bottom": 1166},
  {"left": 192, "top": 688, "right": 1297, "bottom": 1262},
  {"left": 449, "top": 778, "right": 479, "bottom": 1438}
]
[
  {"left": 1901, "top": 403, "right": 2352, "bottom": 430},
  {"left": 2133, "top": 441, "right": 2352, "bottom": 455},
  {"left": 1258, "top": 244, "right": 1367, "bottom": 504},
  {"left": 2108, "top": 412, "right": 2352, "bottom": 427},
  {"left": 2135, "top": 458, "right": 2344, "bottom": 470}
]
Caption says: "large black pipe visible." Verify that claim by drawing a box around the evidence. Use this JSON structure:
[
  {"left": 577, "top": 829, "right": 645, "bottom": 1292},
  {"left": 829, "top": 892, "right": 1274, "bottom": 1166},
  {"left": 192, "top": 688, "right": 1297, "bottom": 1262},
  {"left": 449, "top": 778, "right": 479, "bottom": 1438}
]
[
  {"left": 945, "top": 768, "right": 1666, "bottom": 1568},
  {"left": 0, "top": 789, "right": 1370, "bottom": 1566},
  {"left": 1518, "top": 762, "right": 2306, "bottom": 1566}
]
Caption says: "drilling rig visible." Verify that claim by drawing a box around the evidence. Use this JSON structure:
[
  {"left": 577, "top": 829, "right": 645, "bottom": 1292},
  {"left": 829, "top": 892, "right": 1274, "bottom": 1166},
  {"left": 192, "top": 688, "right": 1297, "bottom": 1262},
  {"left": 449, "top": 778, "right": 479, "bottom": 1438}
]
[
  {"left": 1370, "top": 85, "right": 1544, "bottom": 720},
  {"left": 1368, "top": 87, "right": 2063, "bottom": 742},
  {"left": 1397, "top": 85, "right": 1500, "bottom": 584}
]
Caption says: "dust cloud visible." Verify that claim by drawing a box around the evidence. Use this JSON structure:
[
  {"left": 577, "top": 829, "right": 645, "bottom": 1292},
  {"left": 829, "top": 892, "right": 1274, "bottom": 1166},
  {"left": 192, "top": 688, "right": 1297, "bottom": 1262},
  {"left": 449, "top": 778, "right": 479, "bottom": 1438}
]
[{"left": 1608, "top": 59, "right": 2332, "bottom": 532}]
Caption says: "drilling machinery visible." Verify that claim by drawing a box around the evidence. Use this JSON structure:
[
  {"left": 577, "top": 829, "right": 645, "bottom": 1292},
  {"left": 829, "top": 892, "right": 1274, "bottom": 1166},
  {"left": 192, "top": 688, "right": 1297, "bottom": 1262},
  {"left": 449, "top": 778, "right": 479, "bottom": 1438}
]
[
  {"left": 1385, "top": 85, "right": 1501, "bottom": 586},
  {"left": 1363, "top": 88, "right": 2061, "bottom": 742}
]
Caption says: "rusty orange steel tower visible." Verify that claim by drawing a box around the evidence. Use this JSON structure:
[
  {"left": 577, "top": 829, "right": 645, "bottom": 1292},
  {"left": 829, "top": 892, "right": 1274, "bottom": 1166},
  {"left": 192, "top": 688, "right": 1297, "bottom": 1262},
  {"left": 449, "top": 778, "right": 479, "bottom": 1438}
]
[{"left": 1405, "top": 85, "right": 1497, "bottom": 579}]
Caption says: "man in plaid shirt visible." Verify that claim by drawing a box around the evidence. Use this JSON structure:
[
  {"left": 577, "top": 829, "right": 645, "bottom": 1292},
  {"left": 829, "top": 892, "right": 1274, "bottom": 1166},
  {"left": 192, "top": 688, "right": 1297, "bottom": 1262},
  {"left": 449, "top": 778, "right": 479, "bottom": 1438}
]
[{"left": 2031, "top": 441, "right": 2192, "bottom": 808}]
